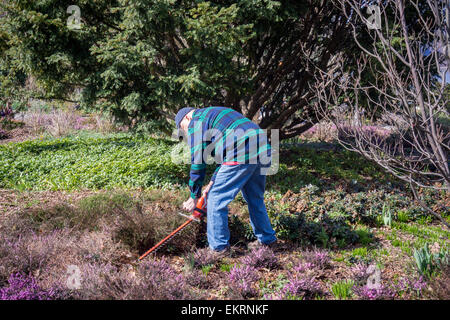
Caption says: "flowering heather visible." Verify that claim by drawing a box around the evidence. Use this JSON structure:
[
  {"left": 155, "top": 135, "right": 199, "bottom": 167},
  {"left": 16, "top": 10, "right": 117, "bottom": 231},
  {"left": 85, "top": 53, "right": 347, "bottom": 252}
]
[
  {"left": 0, "top": 232, "right": 62, "bottom": 278},
  {"left": 138, "top": 259, "right": 190, "bottom": 299},
  {"left": 397, "top": 276, "right": 427, "bottom": 296},
  {"left": 192, "top": 248, "right": 217, "bottom": 268},
  {"left": 292, "top": 262, "right": 315, "bottom": 274},
  {"left": 352, "top": 284, "right": 395, "bottom": 300},
  {"left": 79, "top": 259, "right": 193, "bottom": 300},
  {"left": 350, "top": 263, "right": 368, "bottom": 283},
  {"left": 73, "top": 116, "right": 91, "bottom": 131},
  {"left": 184, "top": 269, "right": 210, "bottom": 289},
  {"left": 241, "top": 247, "right": 278, "bottom": 269},
  {"left": 229, "top": 265, "right": 260, "bottom": 297},
  {"left": 266, "top": 275, "right": 321, "bottom": 300},
  {"left": 0, "top": 273, "right": 57, "bottom": 300},
  {"left": 302, "top": 249, "right": 330, "bottom": 269}
]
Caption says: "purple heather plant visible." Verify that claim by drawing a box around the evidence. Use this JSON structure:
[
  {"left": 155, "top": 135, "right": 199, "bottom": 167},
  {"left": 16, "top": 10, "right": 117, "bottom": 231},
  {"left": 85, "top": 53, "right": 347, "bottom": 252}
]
[
  {"left": 241, "top": 246, "right": 278, "bottom": 269},
  {"left": 139, "top": 258, "right": 189, "bottom": 299},
  {"left": 0, "top": 272, "right": 58, "bottom": 300},
  {"left": 0, "top": 231, "right": 63, "bottom": 279},
  {"left": 78, "top": 259, "right": 193, "bottom": 300},
  {"left": 352, "top": 284, "right": 395, "bottom": 300},
  {"left": 192, "top": 248, "right": 217, "bottom": 268},
  {"left": 229, "top": 265, "right": 260, "bottom": 298},
  {"left": 266, "top": 274, "right": 321, "bottom": 300},
  {"left": 73, "top": 116, "right": 90, "bottom": 131},
  {"left": 184, "top": 269, "right": 210, "bottom": 289},
  {"left": 397, "top": 276, "right": 427, "bottom": 297},
  {"left": 350, "top": 262, "right": 368, "bottom": 283},
  {"left": 292, "top": 262, "right": 315, "bottom": 274},
  {"left": 302, "top": 249, "right": 330, "bottom": 269}
]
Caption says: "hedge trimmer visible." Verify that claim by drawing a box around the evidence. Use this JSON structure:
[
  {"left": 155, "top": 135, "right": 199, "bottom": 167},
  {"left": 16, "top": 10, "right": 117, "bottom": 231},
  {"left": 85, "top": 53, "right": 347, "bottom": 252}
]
[{"left": 138, "top": 194, "right": 207, "bottom": 260}]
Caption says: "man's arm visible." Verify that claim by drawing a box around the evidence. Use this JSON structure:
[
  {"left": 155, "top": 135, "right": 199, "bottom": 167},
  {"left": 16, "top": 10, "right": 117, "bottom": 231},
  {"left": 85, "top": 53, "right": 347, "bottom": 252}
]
[
  {"left": 183, "top": 130, "right": 207, "bottom": 211},
  {"left": 189, "top": 163, "right": 206, "bottom": 199}
]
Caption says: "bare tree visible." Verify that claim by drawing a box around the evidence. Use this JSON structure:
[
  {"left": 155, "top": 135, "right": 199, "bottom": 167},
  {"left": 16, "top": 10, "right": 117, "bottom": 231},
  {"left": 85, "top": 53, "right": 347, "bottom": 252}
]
[{"left": 313, "top": 0, "right": 449, "bottom": 227}]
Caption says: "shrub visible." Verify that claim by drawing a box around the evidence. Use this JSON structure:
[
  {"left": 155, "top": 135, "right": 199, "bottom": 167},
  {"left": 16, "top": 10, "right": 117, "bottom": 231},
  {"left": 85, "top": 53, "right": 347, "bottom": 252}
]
[
  {"left": 301, "top": 249, "right": 330, "bottom": 269},
  {"left": 0, "top": 231, "right": 64, "bottom": 279},
  {"left": 352, "top": 284, "right": 395, "bottom": 300},
  {"left": 266, "top": 209, "right": 302, "bottom": 241},
  {"left": 25, "top": 203, "right": 76, "bottom": 232},
  {"left": 110, "top": 201, "right": 156, "bottom": 253},
  {"left": 292, "top": 262, "right": 315, "bottom": 274},
  {"left": 112, "top": 200, "right": 197, "bottom": 254},
  {"left": 350, "top": 263, "right": 368, "bottom": 284},
  {"left": 76, "top": 259, "right": 193, "bottom": 300},
  {"left": 77, "top": 192, "right": 134, "bottom": 229},
  {"left": 47, "top": 109, "right": 79, "bottom": 137},
  {"left": 267, "top": 255, "right": 322, "bottom": 300},
  {"left": 138, "top": 259, "right": 192, "bottom": 299},
  {"left": 355, "top": 227, "right": 373, "bottom": 246},
  {"left": 396, "top": 276, "right": 427, "bottom": 298},
  {"left": 241, "top": 247, "right": 278, "bottom": 270},
  {"left": 229, "top": 214, "right": 256, "bottom": 244},
  {"left": 266, "top": 275, "right": 321, "bottom": 300},
  {"left": 229, "top": 265, "right": 260, "bottom": 298},
  {"left": 189, "top": 248, "right": 217, "bottom": 268},
  {"left": 0, "top": 273, "right": 58, "bottom": 300},
  {"left": 184, "top": 269, "right": 211, "bottom": 289}
]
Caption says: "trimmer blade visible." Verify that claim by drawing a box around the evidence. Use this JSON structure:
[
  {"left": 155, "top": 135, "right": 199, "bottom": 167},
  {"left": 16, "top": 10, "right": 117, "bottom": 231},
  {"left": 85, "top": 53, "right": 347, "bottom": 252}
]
[{"left": 178, "top": 212, "right": 200, "bottom": 222}]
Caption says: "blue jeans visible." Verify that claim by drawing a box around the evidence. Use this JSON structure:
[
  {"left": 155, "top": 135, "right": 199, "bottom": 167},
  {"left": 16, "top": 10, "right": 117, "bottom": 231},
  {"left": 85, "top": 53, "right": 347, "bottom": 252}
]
[{"left": 206, "top": 163, "right": 277, "bottom": 251}]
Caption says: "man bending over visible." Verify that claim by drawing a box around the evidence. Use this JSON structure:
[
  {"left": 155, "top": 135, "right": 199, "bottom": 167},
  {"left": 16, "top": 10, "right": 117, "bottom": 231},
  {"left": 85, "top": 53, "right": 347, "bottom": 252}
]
[{"left": 175, "top": 106, "right": 277, "bottom": 255}]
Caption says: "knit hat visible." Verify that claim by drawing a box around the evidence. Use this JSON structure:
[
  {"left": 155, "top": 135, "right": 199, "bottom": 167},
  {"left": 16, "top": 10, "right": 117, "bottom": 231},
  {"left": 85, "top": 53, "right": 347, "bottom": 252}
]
[{"left": 175, "top": 107, "right": 195, "bottom": 128}]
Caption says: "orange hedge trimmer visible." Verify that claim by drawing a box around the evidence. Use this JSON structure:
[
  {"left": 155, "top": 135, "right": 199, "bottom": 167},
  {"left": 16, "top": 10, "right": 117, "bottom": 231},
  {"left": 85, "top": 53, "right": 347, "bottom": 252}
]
[{"left": 138, "top": 194, "right": 207, "bottom": 260}]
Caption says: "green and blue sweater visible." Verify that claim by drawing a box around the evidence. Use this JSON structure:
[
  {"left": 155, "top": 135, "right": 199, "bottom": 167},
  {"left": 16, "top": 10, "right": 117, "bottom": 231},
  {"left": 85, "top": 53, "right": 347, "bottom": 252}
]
[{"left": 187, "top": 107, "right": 271, "bottom": 199}]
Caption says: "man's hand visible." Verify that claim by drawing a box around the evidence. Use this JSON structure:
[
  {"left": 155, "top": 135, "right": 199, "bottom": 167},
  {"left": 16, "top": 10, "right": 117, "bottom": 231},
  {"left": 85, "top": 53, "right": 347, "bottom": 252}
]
[
  {"left": 182, "top": 197, "right": 198, "bottom": 212},
  {"left": 202, "top": 181, "right": 214, "bottom": 197}
]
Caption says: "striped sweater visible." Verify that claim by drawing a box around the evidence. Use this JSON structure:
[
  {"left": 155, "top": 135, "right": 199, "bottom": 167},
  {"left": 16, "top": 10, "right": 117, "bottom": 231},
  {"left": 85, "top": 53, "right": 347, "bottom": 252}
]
[{"left": 187, "top": 107, "right": 271, "bottom": 199}]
